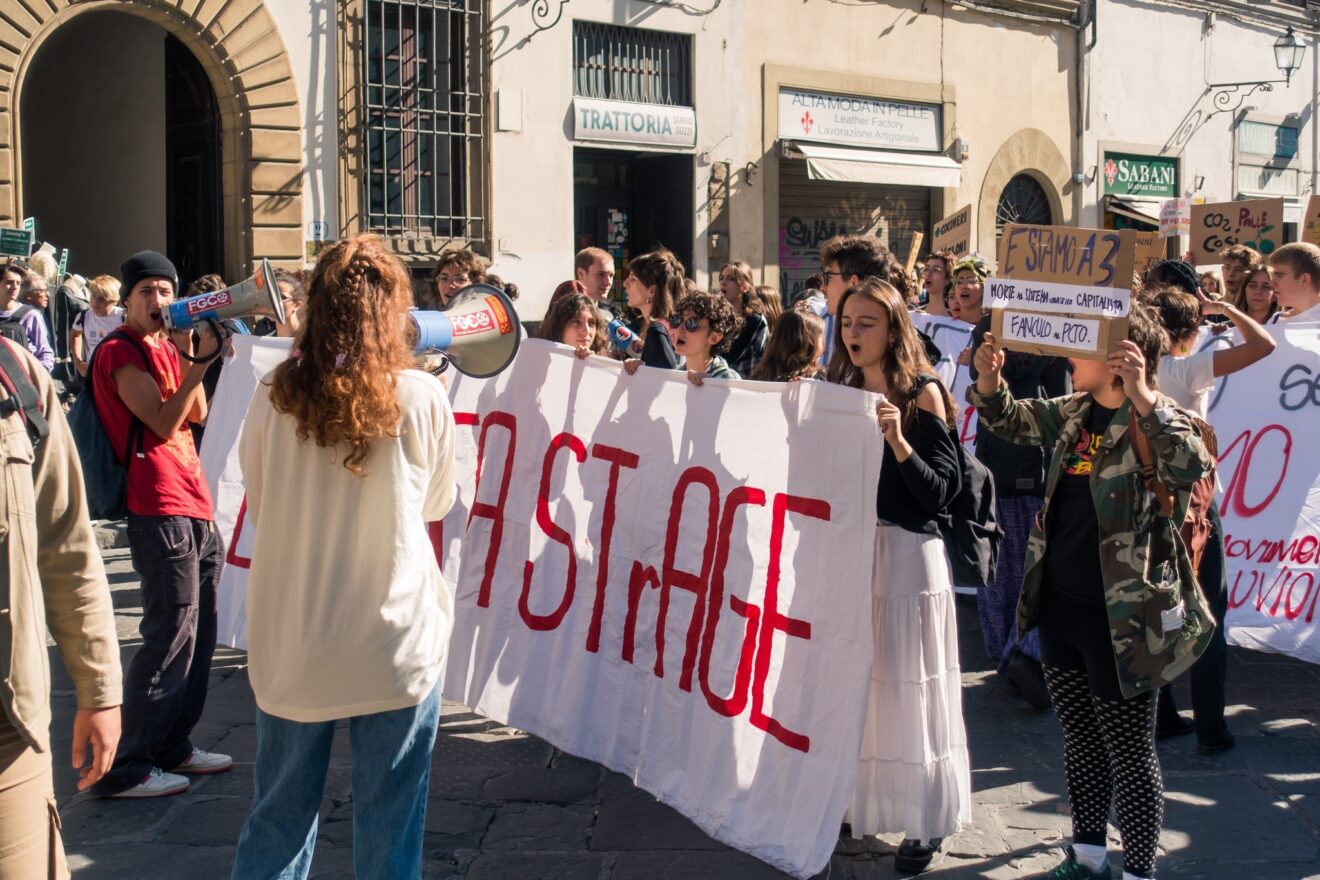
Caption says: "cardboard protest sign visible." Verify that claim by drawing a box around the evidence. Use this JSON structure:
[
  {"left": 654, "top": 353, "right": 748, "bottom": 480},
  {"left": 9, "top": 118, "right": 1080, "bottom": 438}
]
[
  {"left": 1133, "top": 230, "right": 1166, "bottom": 282},
  {"left": 1303, "top": 195, "right": 1320, "bottom": 247},
  {"left": 1159, "top": 198, "right": 1191, "bottom": 240},
  {"left": 1189, "top": 197, "right": 1284, "bottom": 265},
  {"left": 905, "top": 231, "right": 924, "bottom": 275},
  {"left": 989, "top": 224, "right": 1136, "bottom": 360},
  {"left": 932, "top": 204, "right": 972, "bottom": 258}
]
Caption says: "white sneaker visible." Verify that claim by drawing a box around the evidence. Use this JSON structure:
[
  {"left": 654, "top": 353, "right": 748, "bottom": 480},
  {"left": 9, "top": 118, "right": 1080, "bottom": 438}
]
[
  {"left": 107, "top": 767, "right": 190, "bottom": 798},
  {"left": 171, "top": 748, "right": 233, "bottom": 775}
]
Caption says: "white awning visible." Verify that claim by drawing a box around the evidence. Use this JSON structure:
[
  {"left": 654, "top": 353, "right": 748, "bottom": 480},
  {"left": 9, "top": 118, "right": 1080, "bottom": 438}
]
[{"left": 787, "top": 141, "right": 962, "bottom": 188}]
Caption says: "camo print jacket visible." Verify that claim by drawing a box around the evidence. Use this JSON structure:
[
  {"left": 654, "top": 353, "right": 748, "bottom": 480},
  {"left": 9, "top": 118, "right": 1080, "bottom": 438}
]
[{"left": 969, "top": 383, "right": 1217, "bottom": 699}]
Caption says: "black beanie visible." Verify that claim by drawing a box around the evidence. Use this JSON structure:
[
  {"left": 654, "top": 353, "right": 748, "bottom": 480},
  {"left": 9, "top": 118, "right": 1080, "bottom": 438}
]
[
  {"left": 120, "top": 250, "right": 178, "bottom": 297},
  {"left": 1150, "top": 259, "right": 1200, "bottom": 295}
]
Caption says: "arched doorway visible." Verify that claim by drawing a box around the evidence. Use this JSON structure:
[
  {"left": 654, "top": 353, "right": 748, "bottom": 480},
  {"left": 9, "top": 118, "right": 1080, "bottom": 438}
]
[
  {"left": 995, "top": 174, "right": 1055, "bottom": 234},
  {"left": 21, "top": 11, "right": 223, "bottom": 287},
  {"left": 3, "top": 0, "right": 305, "bottom": 283}
]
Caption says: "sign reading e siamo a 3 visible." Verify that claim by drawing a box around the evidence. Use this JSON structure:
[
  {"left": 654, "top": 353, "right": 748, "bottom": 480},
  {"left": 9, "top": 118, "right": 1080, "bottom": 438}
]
[
  {"left": 572, "top": 97, "right": 697, "bottom": 149},
  {"left": 1102, "top": 151, "right": 1179, "bottom": 199}
]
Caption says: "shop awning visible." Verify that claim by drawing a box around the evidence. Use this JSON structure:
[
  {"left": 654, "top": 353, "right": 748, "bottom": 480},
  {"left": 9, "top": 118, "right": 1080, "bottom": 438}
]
[
  {"left": 786, "top": 141, "right": 962, "bottom": 188},
  {"left": 1102, "top": 195, "right": 1159, "bottom": 227}
]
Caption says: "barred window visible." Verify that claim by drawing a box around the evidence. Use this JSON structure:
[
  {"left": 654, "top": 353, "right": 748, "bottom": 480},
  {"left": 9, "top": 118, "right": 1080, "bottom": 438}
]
[
  {"left": 363, "top": 0, "right": 486, "bottom": 240},
  {"left": 573, "top": 21, "right": 692, "bottom": 107}
]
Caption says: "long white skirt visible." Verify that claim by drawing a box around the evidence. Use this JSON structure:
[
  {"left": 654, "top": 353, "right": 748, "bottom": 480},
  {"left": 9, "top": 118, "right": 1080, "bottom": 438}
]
[{"left": 846, "top": 523, "right": 973, "bottom": 842}]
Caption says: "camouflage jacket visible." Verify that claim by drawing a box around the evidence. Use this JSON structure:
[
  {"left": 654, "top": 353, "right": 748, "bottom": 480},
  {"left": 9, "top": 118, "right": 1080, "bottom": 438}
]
[{"left": 968, "top": 383, "right": 1216, "bottom": 699}]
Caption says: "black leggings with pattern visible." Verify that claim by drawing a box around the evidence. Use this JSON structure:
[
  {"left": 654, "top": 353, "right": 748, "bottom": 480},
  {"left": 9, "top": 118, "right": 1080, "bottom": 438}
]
[{"left": 1038, "top": 589, "right": 1164, "bottom": 879}]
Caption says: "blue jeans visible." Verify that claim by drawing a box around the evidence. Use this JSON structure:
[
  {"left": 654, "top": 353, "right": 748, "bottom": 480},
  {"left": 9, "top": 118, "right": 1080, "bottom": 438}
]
[{"left": 231, "top": 684, "right": 440, "bottom": 880}]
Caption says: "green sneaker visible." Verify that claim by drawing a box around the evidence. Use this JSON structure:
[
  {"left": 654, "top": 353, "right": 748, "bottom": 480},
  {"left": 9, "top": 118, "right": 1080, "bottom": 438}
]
[{"left": 1033, "top": 848, "right": 1110, "bottom": 879}]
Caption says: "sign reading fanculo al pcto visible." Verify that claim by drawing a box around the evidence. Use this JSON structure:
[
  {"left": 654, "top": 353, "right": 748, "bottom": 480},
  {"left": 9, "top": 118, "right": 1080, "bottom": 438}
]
[{"left": 572, "top": 97, "right": 697, "bottom": 149}]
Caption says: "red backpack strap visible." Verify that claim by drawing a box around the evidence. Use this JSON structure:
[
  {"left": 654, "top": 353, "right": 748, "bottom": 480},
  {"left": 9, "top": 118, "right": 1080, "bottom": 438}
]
[{"left": 0, "top": 338, "right": 48, "bottom": 447}]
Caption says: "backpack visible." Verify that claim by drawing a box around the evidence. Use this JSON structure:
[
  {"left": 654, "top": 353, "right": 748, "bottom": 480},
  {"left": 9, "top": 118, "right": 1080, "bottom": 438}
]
[
  {"left": 915, "top": 375, "right": 1003, "bottom": 589},
  {"left": 1130, "top": 415, "right": 1218, "bottom": 572},
  {"left": 0, "top": 304, "right": 34, "bottom": 349},
  {"left": 66, "top": 328, "right": 148, "bottom": 520},
  {"left": 0, "top": 339, "right": 49, "bottom": 448}
]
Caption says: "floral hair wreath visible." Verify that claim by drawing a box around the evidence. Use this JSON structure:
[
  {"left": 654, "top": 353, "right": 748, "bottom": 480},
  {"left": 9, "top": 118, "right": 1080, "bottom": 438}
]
[{"left": 952, "top": 254, "right": 991, "bottom": 281}]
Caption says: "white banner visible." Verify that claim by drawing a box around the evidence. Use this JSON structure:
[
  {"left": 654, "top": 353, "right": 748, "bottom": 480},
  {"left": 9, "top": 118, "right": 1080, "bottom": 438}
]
[
  {"left": 1203, "top": 319, "right": 1320, "bottom": 664},
  {"left": 910, "top": 313, "right": 978, "bottom": 448},
  {"left": 200, "top": 336, "right": 294, "bottom": 649},
  {"left": 206, "top": 339, "right": 882, "bottom": 877}
]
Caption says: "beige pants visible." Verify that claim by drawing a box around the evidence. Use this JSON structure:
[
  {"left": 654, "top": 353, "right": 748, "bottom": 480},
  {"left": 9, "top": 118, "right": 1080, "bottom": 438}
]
[{"left": 0, "top": 716, "right": 67, "bottom": 880}]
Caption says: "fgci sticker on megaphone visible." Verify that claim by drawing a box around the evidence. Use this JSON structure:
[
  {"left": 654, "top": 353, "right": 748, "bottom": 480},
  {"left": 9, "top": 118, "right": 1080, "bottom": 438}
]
[
  {"left": 185, "top": 289, "right": 235, "bottom": 317},
  {"left": 450, "top": 296, "right": 512, "bottom": 338}
]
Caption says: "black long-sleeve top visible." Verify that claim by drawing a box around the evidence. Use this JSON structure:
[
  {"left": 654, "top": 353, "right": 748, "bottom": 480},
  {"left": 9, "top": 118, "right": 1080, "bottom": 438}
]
[
  {"left": 639, "top": 321, "right": 679, "bottom": 369},
  {"left": 876, "top": 406, "right": 963, "bottom": 535}
]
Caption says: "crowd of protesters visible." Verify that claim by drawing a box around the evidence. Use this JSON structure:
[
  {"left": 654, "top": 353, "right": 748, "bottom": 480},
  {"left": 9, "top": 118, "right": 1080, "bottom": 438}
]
[{"left": 2, "top": 222, "right": 1317, "bottom": 880}]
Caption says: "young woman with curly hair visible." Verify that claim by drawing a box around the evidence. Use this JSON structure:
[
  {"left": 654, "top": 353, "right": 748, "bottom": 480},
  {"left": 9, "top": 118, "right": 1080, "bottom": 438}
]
[
  {"left": 232, "top": 234, "right": 457, "bottom": 880},
  {"left": 830, "top": 279, "right": 971, "bottom": 875}
]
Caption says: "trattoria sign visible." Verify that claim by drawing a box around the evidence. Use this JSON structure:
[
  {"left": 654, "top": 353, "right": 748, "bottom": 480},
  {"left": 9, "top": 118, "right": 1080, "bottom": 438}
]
[
  {"left": 572, "top": 97, "right": 697, "bottom": 149},
  {"left": 988, "top": 223, "right": 1137, "bottom": 360},
  {"left": 777, "top": 88, "right": 942, "bottom": 152}
]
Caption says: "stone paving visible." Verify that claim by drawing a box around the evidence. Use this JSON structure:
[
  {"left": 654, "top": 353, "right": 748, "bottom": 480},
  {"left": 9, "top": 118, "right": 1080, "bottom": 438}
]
[{"left": 50, "top": 548, "right": 1320, "bottom": 879}]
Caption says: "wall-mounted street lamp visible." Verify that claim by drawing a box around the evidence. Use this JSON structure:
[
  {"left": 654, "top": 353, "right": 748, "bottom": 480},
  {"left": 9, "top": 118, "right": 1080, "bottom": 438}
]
[{"left": 1273, "top": 27, "right": 1307, "bottom": 87}]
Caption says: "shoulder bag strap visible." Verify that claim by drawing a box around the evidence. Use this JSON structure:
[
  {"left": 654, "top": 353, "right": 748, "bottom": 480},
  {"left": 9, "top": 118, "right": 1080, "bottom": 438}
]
[
  {"left": 94, "top": 328, "right": 154, "bottom": 465},
  {"left": 1129, "top": 423, "right": 1175, "bottom": 518},
  {"left": 0, "top": 339, "right": 48, "bottom": 445}
]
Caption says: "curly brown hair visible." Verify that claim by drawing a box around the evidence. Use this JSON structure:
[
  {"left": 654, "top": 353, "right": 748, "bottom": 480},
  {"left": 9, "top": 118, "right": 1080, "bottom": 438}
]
[
  {"left": 185, "top": 273, "right": 227, "bottom": 297},
  {"left": 674, "top": 290, "right": 741, "bottom": 355},
  {"left": 538, "top": 292, "right": 608, "bottom": 354},
  {"left": 267, "top": 235, "right": 417, "bottom": 476},
  {"left": 750, "top": 310, "right": 823, "bottom": 381}
]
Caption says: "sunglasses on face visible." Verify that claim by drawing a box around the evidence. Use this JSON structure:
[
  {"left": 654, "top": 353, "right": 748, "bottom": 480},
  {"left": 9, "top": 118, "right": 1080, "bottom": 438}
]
[{"left": 668, "top": 316, "right": 704, "bottom": 332}]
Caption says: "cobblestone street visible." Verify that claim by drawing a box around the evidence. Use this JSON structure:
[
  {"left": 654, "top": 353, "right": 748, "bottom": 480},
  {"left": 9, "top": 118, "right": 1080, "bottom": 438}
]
[{"left": 50, "top": 548, "right": 1320, "bottom": 879}]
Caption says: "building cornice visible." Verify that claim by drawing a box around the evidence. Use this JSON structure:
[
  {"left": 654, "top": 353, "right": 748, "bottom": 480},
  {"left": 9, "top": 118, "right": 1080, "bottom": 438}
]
[{"left": 1128, "top": 0, "right": 1320, "bottom": 35}]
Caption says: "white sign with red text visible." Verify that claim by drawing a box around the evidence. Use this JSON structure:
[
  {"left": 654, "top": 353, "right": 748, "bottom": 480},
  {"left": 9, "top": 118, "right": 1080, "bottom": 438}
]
[
  {"left": 199, "top": 336, "right": 294, "bottom": 649},
  {"left": 204, "top": 339, "right": 882, "bottom": 878},
  {"left": 1204, "top": 318, "right": 1320, "bottom": 664},
  {"left": 436, "top": 342, "right": 880, "bottom": 877},
  {"left": 910, "top": 312, "right": 979, "bottom": 449}
]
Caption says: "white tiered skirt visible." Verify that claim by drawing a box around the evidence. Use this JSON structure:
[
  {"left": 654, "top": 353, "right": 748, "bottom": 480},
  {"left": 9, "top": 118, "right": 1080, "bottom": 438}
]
[{"left": 846, "top": 523, "right": 973, "bottom": 842}]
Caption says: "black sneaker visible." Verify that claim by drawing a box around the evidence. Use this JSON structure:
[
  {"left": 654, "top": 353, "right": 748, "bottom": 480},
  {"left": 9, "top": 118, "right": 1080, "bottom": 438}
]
[
  {"left": 895, "top": 838, "right": 944, "bottom": 874},
  {"left": 1031, "top": 847, "right": 1110, "bottom": 879},
  {"left": 1155, "top": 715, "right": 1196, "bottom": 740}
]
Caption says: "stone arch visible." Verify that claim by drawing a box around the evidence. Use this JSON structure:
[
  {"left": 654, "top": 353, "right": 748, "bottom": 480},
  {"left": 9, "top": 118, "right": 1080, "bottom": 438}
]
[
  {"left": 0, "top": 0, "right": 303, "bottom": 279},
  {"left": 977, "top": 128, "right": 1071, "bottom": 257}
]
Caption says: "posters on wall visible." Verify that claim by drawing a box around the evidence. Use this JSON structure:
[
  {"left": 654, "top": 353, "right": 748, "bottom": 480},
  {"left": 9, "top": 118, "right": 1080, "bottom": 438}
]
[{"left": 1159, "top": 198, "right": 1192, "bottom": 240}]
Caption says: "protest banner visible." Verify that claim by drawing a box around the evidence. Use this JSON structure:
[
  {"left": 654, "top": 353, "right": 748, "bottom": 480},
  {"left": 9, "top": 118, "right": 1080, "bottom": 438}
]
[
  {"left": 988, "top": 224, "right": 1136, "bottom": 360},
  {"left": 199, "top": 335, "right": 294, "bottom": 648},
  {"left": 910, "top": 312, "right": 977, "bottom": 449},
  {"left": 1303, "top": 195, "right": 1320, "bottom": 247},
  {"left": 1189, "top": 197, "right": 1284, "bottom": 265},
  {"left": 206, "top": 339, "right": 882, "bottom": 877},
  {"left": 1133, "top": 230, "right": 1166, "bottom": 281},
  {"left": 932, "top": 204, "right": 973, "bottom": 258},
  {"left": 1201, "top": 318, "right": 1320, "bottom": 665},
  {"left": 905, "top": 231, "right": 924, "bottom": 276},
  {"left": 1159, "top": 198, "right": 1191, "bottom": 240}
]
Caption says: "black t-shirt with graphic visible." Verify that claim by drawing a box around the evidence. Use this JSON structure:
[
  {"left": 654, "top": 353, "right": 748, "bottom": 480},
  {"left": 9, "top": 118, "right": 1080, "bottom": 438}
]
[{"left": 1043, "top": 403, "right": 1117, "bottom": 604}]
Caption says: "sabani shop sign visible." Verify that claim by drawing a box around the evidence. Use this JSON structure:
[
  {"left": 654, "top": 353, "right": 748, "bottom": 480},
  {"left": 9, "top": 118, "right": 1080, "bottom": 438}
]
[{"left": 1102, "top": 152, "right": 1178, "bottom": 199}]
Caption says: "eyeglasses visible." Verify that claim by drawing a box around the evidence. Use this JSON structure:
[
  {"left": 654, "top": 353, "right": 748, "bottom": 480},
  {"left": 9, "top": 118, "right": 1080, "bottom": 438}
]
[
  {"left": 668, "top": 316, "right": 704, "bottom": 332},
  {"left": 821, "top": 270, "right": 847, "bottom": 281},
  {"left": 437, "top": 274, "right": 469, "bottom": 285}
]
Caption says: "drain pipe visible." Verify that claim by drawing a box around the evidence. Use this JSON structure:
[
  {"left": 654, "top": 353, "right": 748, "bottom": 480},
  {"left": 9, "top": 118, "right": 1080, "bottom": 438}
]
[{"left": 1074, "top": 0, "right": 1097, "bottom": 226}]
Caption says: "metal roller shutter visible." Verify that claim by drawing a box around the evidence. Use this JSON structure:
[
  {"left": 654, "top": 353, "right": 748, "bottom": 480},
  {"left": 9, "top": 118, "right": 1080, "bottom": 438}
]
[{"left": 777, "top": 157, "right": 930, "bottom": 302}]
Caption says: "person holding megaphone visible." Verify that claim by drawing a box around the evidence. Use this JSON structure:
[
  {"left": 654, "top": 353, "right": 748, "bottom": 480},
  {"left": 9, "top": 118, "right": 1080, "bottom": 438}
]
[{"left": 231, "top": 235, "right": 457, "bottom": 879}]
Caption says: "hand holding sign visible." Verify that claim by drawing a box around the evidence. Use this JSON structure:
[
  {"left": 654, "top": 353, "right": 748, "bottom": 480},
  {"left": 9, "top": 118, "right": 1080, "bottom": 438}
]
[
  {"left": 1107, "top": 339, "right": 1156, "bottom": 413},
  {"left": 973, "top": 332, "right": 1005, "bottom": 394}
]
